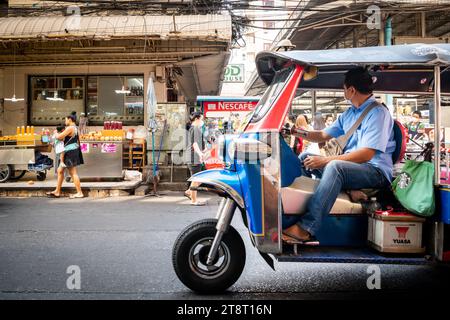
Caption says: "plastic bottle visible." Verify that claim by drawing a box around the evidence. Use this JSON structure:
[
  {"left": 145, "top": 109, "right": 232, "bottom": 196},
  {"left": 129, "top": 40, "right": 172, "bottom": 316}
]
[{"left": 367, "top": 197, "right": 382, "bottom": 216}]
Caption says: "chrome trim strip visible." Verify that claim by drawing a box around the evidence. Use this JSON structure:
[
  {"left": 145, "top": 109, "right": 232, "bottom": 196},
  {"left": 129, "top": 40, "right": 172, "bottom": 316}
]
[{"left": 189, "top": 177, "right": 244, "bottom": 208}]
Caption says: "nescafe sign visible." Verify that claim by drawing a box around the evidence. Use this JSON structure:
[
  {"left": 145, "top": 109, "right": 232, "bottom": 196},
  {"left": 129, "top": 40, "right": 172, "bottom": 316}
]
[{"left": 204, "top": 101, "right": 258, "bottom": 116}]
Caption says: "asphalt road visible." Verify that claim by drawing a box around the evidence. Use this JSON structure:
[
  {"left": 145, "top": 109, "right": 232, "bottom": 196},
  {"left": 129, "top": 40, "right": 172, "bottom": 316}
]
[{"left": 0, "top": 193, "right": 449, "bottom": 300}]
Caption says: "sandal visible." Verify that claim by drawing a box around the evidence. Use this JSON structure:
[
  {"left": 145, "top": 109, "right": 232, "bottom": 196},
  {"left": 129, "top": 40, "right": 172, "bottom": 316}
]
[
  {"left": 184, "top": 191, "right": 192, "bottom": 200},
  {"left": 282, "top": 232, "right": 320, "bottom": 246},
  {"left": 46, "top": 192, "right": 60, "bottom": 198},
  {"left": 69, "top": 193, "right": 84, "bottom": 199},
  {"left": 190, "top": 200, "right": 206, "bottom": 206}
]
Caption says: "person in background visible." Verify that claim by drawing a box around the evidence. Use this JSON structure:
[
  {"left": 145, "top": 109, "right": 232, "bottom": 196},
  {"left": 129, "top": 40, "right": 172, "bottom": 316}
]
[
  {"left": 306, "top": 113, "right": 326, "bottom": 155},
  {"left": 312, "top": 112, "right": 326, "bottom": 131},
  {"left": 282, "top": 114, "right": 295, "bottom": 145},
  {"left": 407, "top": 111, "right": 425, "bottom": 140},
  {"left": 185, "top": 112, "right": 207, "bottom": 206},
  {"left": 46, "top": 111, "right": 84, "bottom": 199},
  {"left": 325, "top": 114, "right": 334, "bottom": 128},
  {"left": 291, "top": 115, "right": 309, "bottom": 155}
]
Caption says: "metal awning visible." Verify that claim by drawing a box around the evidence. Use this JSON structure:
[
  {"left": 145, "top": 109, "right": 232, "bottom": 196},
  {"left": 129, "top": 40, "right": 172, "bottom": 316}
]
[
  {"left": 174, "top": 52, "right": 231, "bottom": 102},
  {"left": 0, "top": 14, "right": 232, "bottom": 41}
]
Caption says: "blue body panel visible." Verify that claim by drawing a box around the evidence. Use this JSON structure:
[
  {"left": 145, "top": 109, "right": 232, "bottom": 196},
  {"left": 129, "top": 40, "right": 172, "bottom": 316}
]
[
  {"left": 315, "top": 215, "right": 368, "bottom": 246},
  {"left": 191, "top": 169, "right": 243, "bottom": 202},
  {"left": 279, "top": 137, "right": 302, "bottom": 187},
  {"left": 235, "top": 132, "right": 265, "bottom": 236},
  {"left": 236, "top": 162, "right": 264, "bottom": 235}
]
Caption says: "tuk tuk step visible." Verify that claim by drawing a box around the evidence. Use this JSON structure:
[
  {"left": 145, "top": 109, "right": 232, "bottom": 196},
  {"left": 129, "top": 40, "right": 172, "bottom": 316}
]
[{"left": 276, "top": 247, "right": 430, "bottom": 265}]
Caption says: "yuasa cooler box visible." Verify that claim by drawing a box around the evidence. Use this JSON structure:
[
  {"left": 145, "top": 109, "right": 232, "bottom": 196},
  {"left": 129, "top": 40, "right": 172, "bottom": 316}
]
[{"left": 368, "top": 210, "right": 425, "bottom": 253}]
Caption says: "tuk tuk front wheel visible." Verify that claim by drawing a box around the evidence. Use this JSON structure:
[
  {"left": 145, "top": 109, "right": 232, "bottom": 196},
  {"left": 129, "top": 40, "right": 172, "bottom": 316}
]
[{"left": 172, "top": 219, "right": 246, "bottom": 293}]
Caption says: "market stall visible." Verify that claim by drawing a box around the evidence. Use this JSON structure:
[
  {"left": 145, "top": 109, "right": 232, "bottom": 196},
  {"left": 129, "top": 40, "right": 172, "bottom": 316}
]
[
  {"left": 0, "top": 126, "right": 53, "bottom": 182},
  {"left": 78, "top": 125, "right": 125, "bottom": 180}
]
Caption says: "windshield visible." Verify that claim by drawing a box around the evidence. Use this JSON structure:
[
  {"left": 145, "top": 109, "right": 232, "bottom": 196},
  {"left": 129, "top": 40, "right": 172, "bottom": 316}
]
[{"left": 244, "top": 65, "right": 294, "bottom": 126}]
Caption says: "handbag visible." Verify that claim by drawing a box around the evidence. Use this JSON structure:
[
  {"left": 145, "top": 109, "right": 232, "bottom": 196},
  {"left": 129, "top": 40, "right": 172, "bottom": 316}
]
[
  {"left": 392, "top": 159, "right": 435, "bottom": 217},
  {"left": 322, "top": 100, "right": 381, "bottom": 157}
]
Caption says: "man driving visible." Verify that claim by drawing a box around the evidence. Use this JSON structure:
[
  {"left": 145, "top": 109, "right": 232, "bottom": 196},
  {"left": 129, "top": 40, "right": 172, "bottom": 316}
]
[{"left": 282, "top": 67, "right": 396, "bottom": 244}]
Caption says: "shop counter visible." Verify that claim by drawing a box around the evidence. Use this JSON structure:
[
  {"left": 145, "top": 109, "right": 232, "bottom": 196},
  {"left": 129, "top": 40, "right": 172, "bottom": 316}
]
[{"left": 77, "top": 141, "right": 123, "bottom": 179}]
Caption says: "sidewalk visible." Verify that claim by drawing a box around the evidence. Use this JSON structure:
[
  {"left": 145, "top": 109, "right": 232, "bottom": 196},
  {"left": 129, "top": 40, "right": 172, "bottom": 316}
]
[{"left": 0, "top": 171, "right": 141, "bottom": 198}]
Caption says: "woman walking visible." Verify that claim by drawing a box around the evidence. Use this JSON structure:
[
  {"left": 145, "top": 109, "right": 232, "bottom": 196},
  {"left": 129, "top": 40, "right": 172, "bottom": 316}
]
[
  {"left": 184, "top": 112, "right": 207, "bottom": 206},
  {"left": 47, "top": 111, "right": 84, "bottom": 199}
]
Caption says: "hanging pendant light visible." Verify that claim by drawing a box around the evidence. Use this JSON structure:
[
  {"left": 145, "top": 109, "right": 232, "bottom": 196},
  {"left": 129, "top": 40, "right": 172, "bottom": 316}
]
[
  {"left": 5, "top": 94, "right": 24, "bottom": 102},
  {"left": 5, "top": 46, "right": 25, "bottom": 102},
  {"left": 47, "top": 67, "right": 64, "bottom": 102}
]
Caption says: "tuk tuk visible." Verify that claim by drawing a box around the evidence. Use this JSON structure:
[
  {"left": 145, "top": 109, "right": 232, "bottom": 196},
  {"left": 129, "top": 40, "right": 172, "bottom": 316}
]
[{"left": 172, "top": 43, "right": 450, "bottom": 293}]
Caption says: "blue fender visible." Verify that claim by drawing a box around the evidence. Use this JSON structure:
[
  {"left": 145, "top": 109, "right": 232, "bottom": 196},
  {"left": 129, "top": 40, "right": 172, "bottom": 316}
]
[{"left": 189, "top": 169, "right": 244, "bottom": 208}]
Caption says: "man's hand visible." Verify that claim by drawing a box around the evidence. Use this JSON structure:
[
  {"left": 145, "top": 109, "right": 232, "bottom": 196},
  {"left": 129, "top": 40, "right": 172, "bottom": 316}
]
[{"left": 303, "top": 155, "right": 330, "bottom": 170}]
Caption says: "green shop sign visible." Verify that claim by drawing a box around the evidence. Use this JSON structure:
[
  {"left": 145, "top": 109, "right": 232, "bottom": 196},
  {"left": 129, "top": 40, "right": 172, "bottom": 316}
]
[{"left": 224, "top": 64, "right": 244, "bottom": 83}]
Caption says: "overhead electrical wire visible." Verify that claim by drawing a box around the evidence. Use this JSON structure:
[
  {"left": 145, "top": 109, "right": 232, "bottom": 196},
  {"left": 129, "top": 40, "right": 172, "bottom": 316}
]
[{"left": 1, "top": 0, "right": 449, "bottom": 43}]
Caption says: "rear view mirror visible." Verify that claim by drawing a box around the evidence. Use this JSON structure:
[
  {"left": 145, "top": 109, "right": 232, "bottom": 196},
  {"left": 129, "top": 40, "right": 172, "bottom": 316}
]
[{"left": 232, "top": 138, "right": 272, "bottom": 162}]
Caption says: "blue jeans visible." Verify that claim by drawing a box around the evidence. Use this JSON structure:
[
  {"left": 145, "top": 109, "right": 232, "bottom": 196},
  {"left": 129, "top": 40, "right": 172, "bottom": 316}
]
[{"left": 283, "top": 152, "right": 390, "bottom": 236}]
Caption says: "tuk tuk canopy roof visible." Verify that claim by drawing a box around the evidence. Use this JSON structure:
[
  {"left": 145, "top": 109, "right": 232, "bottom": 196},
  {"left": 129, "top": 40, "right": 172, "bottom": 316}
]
[{"left": 256, "top": 44, "right": 450, "bottom": 94}]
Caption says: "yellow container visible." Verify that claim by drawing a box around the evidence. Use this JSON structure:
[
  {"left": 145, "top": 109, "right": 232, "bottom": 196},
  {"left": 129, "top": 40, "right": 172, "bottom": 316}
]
[{"left": 101, "top": 129, "right": 124, "bottom": 137}]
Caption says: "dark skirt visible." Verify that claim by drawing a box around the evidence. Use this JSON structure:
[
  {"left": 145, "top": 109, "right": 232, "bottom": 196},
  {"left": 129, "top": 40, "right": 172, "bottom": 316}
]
[{"left": 64, "top": 148, "right": 84, "bottom": 168}]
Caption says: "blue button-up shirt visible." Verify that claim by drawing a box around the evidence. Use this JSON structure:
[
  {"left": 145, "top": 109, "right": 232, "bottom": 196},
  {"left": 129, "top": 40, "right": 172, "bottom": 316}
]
[{"left": 324, "top": 96, "right": 396, "bottom": 181}]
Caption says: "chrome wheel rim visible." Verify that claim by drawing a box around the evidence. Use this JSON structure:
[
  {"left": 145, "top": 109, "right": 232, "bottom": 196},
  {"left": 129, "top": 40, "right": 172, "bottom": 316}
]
[{"left": 188, "top": 237, "right": 230, "bottom": 280}]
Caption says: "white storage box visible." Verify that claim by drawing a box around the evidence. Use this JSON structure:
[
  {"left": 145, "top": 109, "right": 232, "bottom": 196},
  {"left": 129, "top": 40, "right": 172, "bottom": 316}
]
[{"left": 368, "top": 210, "right": 426, "bottom": 254}]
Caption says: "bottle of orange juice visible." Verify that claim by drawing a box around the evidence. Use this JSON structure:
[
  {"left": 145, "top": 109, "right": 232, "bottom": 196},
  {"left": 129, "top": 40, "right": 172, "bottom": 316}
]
[
  {"left": 16, "top": 126, "right": 20, "bottom": 136},
  {"left": 20, "top": 126, "right": 25, "bottom": 135}
]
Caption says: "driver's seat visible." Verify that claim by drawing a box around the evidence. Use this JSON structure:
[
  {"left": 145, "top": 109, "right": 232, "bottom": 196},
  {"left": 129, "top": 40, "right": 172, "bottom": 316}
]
[{"left": 281, "top": 120, "right": 407, "bottom": 216}]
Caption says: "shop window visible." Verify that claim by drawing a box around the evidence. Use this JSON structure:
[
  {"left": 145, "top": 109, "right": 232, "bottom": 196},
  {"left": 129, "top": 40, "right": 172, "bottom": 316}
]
[
  {"left": 29, "top": 74, "right": 144, "bottom": 126},
  {"left": 29, "top": 76, "right": 85, "bottom": 126},
  {"left": 87, "top": 75, "right": 144, "bottom": 125}
]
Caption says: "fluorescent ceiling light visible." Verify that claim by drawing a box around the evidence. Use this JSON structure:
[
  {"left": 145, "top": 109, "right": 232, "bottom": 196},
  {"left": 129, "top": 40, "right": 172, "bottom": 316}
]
[
  {"left": 115, "top": 85, "right": 131, "bottom": 94},
  {"left": 4, "top": 94, "right": 24, "bottom": 102},
  {"left": 47, "top": 91, "right": 64, "bottom": 101}
]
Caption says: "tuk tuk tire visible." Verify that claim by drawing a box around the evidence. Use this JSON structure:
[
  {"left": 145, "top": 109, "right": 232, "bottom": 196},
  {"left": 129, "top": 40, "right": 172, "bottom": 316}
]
[
  {"left": 36, "top": 171, "right": 47, "bottom": 181},
  {"left": 0, "top": 164, "right": 12, "bottom": 183},
  {"left": 172, "top": 218, "right": 246, "bottom": 293}
]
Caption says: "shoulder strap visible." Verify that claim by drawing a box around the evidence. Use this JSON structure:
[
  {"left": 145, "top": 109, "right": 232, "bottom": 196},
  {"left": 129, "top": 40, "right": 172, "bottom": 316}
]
[
  {"left": 341, "top": 100, "right": 380, "bottom": 142},
  {"left": 64, "top": 126, "right": 79, "bottom": 146}
]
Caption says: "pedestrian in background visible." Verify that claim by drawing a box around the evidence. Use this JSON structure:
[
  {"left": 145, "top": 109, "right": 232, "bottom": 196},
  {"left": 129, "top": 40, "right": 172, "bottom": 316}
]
[
  {"left": 185, "top": 112, "right": 207, "bottom": 206},
  {"left": 325, "top": 114, "right": 334, "bottom": 127},
  {"left": 291, "top": 114, "right": 309, "bottom": 155}
]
